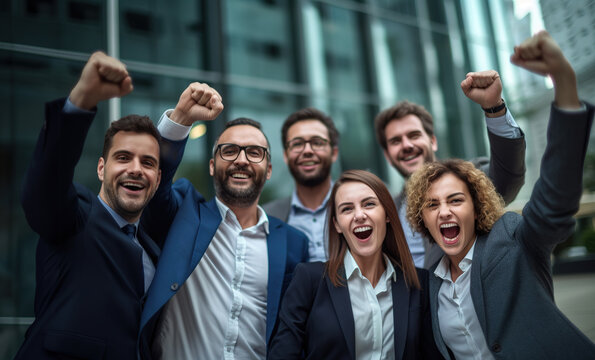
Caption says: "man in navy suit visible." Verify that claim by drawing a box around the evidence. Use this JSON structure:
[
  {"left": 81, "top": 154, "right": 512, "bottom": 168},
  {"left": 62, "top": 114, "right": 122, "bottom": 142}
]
[
  {"left": 16, "top": 52, "right": 162, "bottom": 359},
  {"left": 139, "top": 84, "right": 309, "bottom": 359}
]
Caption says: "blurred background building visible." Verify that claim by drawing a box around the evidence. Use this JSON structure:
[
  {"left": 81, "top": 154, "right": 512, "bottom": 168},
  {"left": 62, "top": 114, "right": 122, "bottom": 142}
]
[{"left": 0, "top": 0, "right": 594, "bottom": 357}]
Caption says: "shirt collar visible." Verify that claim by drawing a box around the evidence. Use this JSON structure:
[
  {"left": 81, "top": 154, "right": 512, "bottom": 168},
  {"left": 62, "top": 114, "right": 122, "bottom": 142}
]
[
  {"left": 434, "top": 239, "right": 477, "bottom": 280},
  {"left": 97, "top": 195, "right": 139, "bottom": 229},
  {"left": 215, "top": 197, "right": 270, "bottom": 234},
  {"left": 343, "top": 250, "right": 397, "bottom": 284},
  {"left": 290, "top": 183, "right": 333, "bottom": 213}
]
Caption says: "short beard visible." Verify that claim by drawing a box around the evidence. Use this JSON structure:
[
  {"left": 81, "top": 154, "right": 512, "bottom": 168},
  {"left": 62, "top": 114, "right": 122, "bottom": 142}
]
[
  {"left": 289, "top": 163, "right": 331, "bottom": 187},
  {"left": 213, "top": 163, "right": 266, "bottom": 208}
]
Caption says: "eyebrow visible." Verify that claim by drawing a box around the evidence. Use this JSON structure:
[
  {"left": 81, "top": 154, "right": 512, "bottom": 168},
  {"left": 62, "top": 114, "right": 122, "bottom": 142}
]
[
  {"left": 112, "top": 150, "right": 158, "bottom": 164},
  {"left": 337, "top": 196, "right": 377, "bottom": 208}
]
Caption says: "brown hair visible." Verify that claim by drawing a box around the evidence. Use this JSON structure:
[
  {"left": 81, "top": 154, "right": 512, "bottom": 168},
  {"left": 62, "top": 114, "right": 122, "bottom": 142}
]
[
  {"left": 102, "top": 114, "right": 160, "bottom": 159},
  {"left": 374, "top": 100, "right": 434, "bottom": 151},
  {"left": 406, "top": 159, "right": 505, "bottom": 241},
  {"left": 281, "top": 107, "right": 340, "bottom": 148},
  {"left": 326, "top": 169, "right": 420, "bottom": 289}
]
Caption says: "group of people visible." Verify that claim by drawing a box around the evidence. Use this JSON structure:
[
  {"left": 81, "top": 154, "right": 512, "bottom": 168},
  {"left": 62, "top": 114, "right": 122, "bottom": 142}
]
[{"left": 15, "top": 31, "right": 595, "bottom": 359}]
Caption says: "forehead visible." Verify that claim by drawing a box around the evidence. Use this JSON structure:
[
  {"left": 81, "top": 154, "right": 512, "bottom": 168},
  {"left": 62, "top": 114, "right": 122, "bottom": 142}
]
[
  {"left": 218, "top": 125, "right": 268, "bottom": 147},
  {"left": 108, "top": 131, "right": 159, "bottom": 158},
  {"left": 427, "top": 173, "right": 470, "bottom": 198},
  {"left": 385, "top": 114, "right": 427, "bottom": 137},
  {"left": 287, "top": 119, "right": 329, "bottom": 140},
  {"left": 335, "top": 181, "right": 376, "bottom": 204}
]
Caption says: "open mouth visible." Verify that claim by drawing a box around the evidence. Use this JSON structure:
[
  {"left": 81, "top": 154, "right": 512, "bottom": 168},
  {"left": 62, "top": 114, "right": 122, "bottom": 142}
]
[
  {"left": 440, "top": 223, "right": 460, "bottom": 240},
  {"left": 353, "top": 226, "right": 372, "bottom": 240},
  {"left": 121, "top": 181, "right": 145, "bottom": 192},
  {"left": 399, "top": 150, "right": 421, "bottom": 163},
  {"left": 230, "top": 172, "right": 250, "bottom": 179}
]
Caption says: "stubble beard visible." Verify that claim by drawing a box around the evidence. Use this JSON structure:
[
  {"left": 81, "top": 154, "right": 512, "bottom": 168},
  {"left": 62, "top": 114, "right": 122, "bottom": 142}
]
[{"left": 214, "top": 164, "right": 266, "bottom": 208}]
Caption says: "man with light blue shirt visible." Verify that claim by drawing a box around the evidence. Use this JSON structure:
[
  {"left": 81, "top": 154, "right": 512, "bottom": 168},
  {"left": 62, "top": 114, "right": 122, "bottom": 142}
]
[
  {"left": 263, "top": 108, "right": 340, "bottom": 262},
  {"left": 16, "top": 51, "right": 162, "bottom": 360},
  {"left": 374, "top": 70, "right": 526, "bottom": 269}
]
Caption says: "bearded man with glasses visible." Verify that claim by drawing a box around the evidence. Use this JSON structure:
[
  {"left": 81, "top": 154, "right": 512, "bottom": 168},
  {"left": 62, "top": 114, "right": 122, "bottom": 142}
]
[
  {"left": 264, "top": 108, "right": 340, "bottom": 262},
  {"left": 139, "top": 85, "right": 309, "bottom": 360}
]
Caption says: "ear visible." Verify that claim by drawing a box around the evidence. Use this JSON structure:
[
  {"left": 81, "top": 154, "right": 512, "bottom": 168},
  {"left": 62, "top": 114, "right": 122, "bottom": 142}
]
[
  {"left": 431, "top": 135, "right": 438, "bottom": 152},
  {"left": 266, "top": 161, "right": 272, "bottom": 180},
  {"left": 331, "top": 146, "right": 339, "bottom": 163},
  {"left": 209, "top": 158, "right": 215, "bottom": 177},
  {"left": 97, "top": 157, "right": 105, "bottom": 182},
  {"left": 333, "top": 217, "right": 342, "bottom": 234}
]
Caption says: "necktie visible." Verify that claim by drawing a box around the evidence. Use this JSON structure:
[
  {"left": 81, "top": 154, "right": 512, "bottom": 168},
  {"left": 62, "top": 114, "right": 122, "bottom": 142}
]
[{"left": 122, "top": 224, "right": 136, "bottom": 240}]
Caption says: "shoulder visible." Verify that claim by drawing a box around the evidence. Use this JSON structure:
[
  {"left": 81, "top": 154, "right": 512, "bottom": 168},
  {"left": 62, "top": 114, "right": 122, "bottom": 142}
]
[
  {"left": 294, "top": 261, "right": 326, "bottom": 281},
  {"left": 171, "top": 178, "right": 206, "bottom": 202},
  {"left": 262, "top": 196, "right": 291, "bottom": 212}
]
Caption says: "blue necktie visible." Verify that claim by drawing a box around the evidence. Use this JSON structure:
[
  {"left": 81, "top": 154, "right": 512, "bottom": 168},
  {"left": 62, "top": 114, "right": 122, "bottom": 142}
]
[{"left": 122, "top": 224, "right": 136, "bottom": 240}]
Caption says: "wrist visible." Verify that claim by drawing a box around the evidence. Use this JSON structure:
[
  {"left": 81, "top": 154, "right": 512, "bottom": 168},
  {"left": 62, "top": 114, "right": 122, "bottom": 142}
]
[{"left": 482, "top": 99, "right": 506, "bottom": 117}]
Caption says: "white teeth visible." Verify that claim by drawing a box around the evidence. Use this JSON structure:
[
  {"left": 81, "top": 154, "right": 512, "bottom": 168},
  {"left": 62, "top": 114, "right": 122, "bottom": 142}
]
[
  {"left": 440, "top": 223, "right": 457, "bottom": 229},
  {"left": 302, "top": 161, "right": 316, "bottom": 166},
  {"left": 354, "top": 226, "right": 372, "bottom": 233},
  {"left": 122, "top": 182, "right": 143, "bottom": 189},
  {"left": 231, "top": 173, "right": 249, "bottom": 179},
  {"left": 403, "top": 154, "right": 417, "bottom": 161}
]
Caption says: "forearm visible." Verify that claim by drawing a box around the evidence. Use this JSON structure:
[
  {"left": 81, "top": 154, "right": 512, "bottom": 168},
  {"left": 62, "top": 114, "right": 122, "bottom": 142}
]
[{"left": 22, "top": 98, "right": 95, "bottom": 236}]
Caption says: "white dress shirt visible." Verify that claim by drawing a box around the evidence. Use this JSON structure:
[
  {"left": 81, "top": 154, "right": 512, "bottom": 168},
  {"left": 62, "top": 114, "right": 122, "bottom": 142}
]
[
  {"left": 344, "top": 251, "right": 396, "bottom": 360},
  {"left": 152, "top": 198, "right": 269, "bottom": 360},
  {"left": 434, "top": 242, "right": 495, "bottom": 360}
]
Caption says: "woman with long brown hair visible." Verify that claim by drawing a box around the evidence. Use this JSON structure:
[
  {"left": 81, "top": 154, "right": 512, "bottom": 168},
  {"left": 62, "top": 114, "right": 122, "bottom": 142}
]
[{"left": 268, "top": 169, "right": 441, "bottom": 359}]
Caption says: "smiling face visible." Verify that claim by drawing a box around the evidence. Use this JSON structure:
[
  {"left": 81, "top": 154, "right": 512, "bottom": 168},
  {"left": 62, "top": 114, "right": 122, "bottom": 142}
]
[
  {"left": 210, "top": 124, "right": 272, "bottom": 208},
  {"left": 383, "top": 114, "right": 437, "bottom": 178},
  {"left": 333, "top": 181, "right": 388, "bottom": 267},
  {"left": 422, "top": 173, "right": 476, "bottom": 266},
  {"left": 284, "top": 119, "right": 338, "bottom": 187},
  {"left": 98, "top": 131, "right": 161, "bottom": 223}
]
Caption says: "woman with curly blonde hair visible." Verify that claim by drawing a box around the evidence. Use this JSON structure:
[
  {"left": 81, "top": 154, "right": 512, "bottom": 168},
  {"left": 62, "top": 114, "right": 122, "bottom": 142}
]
[{"left": 404, "top": 31, "right": 595, "bottom": 360}]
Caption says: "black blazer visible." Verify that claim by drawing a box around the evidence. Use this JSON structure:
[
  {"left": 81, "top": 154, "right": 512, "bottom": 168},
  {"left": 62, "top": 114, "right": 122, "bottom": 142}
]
[
  {"left": 268, "top": 261, "right": 443, "bottom": 359},
  {"left": 14, "top": 99, "right": 160, "bottom": 360}
]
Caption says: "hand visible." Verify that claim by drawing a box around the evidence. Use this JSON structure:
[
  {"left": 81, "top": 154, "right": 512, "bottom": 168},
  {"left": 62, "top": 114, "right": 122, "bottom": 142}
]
[
  {"left": 510, "top": 30, "right": 579, "bottom": 109},
  {"left": 170, "top": 82, "right": 224, "bottom": 126},
  {"left": 460, "top": 70, "right": 503, "bottom": 109},
  {"left": 69, "top": 51, "right": 133, "bottom": 110}
]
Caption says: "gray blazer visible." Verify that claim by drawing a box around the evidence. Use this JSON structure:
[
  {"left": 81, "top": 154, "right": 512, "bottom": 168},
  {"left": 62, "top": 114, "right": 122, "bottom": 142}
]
[
  {"left": 263, "top": 196, "right": 291, "bottom": 222},
  {"left": 429, "top": 104, "right": 595, "bottom": 359}
]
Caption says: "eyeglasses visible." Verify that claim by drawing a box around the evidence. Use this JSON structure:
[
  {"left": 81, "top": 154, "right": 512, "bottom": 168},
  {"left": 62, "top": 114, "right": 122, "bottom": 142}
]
[
  {"left": 215, "top": 143, "right": 269, "bottom": 163},
  {"left": 286, "top": 137, "right": 330, "bottom": 153}
]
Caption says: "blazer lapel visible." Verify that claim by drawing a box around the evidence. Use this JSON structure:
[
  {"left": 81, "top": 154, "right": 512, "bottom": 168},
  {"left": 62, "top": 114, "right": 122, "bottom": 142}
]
[
  {"left": 392, "top": 269, "right": 409, "bottom": 360},
  {"left": 327, "top": 269, "right": 356, "bottom": 359},
  {"left": 470, "top": 235, "right": 487, "bottom": 332},
  {"left": 428, "top": 265, "right": 451, "bottom": 358},
  {"left": 265, "top": 217, "right": 287, "bottom": 344}
]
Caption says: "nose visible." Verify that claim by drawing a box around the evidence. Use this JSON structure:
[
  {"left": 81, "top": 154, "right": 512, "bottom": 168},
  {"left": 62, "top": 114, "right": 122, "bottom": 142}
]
[
  {"left": 302, "top": 141, "right": 314, "bottom": 154},
  {"left": 354, "top": 207, "right": 367, "bottom": 222},
  {"left": 128, "top": 158, "right": 143, "bottom": 176},
  {"left": 401, "top": 136, "right": 414, "bottom": 149},
  {"left": 437, "top": 202, "right": 451, "bottom": 219},
  {"left": 234, "top": 148, "right": 250, "bottom": 165}
]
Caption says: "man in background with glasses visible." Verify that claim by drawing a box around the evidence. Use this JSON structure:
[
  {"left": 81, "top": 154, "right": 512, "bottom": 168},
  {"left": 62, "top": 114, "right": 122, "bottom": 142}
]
[
  {"left": 139, "top": 83, "right": 309, "bottom": 360},
  {"left": 263, "top": 108, "right": 340, "bottom": 262}
]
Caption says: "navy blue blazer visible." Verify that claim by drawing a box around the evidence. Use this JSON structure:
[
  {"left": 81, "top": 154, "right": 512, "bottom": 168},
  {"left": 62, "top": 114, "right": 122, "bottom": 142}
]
[
  {"left": 268, "top": 262, "right": 443, "bottom": 359},
  {"left": 139, "top": 136, "right": 309, "bottom": 358},
  {"left": 429, "top": 104, "right": 595, "bottom": 359},
  {"left": 15, "top": 99, "right": 160, "bottom": 360}
]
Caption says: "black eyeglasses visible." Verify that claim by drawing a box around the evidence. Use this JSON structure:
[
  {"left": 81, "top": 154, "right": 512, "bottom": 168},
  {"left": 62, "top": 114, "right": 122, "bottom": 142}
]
[
  {"left": 286, "top": 137, "right": 330, "bottom": 153},
  {"left": 215, "top": 143, "right": 269, "bottom": 163}
]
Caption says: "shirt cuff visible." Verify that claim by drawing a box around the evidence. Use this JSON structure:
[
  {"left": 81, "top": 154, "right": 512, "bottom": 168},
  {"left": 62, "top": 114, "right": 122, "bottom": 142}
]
[
  {"left": 554, "top": 102, "right": 587, "bottom": 113},
  {"left": 485, "top": 110, "right": 522, "bottom": 139},
  {"left": 63, "top": 98, "right": 95, "bottom": 114},
  {"left": 157, "top": 109, "right": 191, "bottom": 141}
]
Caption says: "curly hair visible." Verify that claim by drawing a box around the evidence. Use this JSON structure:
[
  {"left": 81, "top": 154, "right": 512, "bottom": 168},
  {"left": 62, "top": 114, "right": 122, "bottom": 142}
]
[{"left": 406, "top": 159, "right": 505, "bottom": 242}]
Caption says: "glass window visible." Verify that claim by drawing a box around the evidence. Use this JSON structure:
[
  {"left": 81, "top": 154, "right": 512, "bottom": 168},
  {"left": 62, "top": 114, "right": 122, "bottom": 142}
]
[{"left": 119, "top": 0, "right": 205, "bottom": 68}]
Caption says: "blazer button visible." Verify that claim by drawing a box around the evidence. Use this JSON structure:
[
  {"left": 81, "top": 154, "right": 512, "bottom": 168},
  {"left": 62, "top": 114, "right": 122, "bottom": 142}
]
[
  {"left": 492, "top": 343, "right": 502, "bottom": 352},
  {"left": 170, "top": 283, "right": 179, "bottom": 291}
]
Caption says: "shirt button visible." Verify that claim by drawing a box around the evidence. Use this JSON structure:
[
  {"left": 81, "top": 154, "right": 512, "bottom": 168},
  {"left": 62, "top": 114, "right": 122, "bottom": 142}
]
[
  {"left": 312, "top": 218, "right": 317, "bottom": 222},
  {"left": 170, "top": 282, "right": 179, "bottom": 291},
  {"left": 492, "top": 343, "right": 502, "bottom": 352}
]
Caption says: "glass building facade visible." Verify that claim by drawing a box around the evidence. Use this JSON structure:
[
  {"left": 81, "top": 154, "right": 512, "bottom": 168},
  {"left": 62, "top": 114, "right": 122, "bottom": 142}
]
[{"left": 1, "top": 0, "right": 594, "bottom": 357}]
